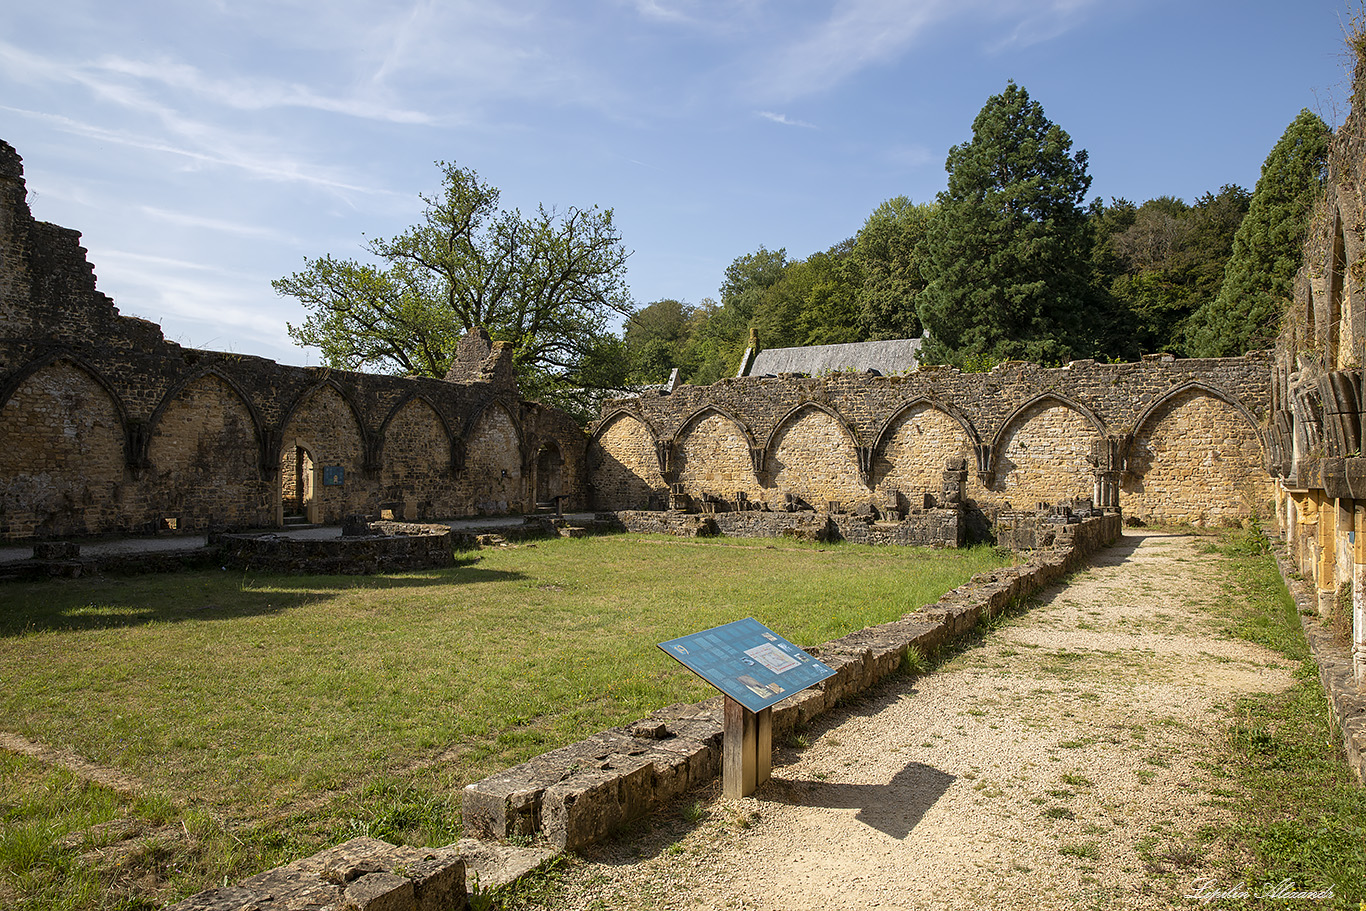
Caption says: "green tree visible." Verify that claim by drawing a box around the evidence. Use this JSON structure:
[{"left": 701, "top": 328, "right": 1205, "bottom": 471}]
[
  {"left": 624, "top": 298, "right": 694, "bottom": 383},
  {"left": 1092, "top": 186, "right": 1250, "bottom": 356},
  {"left": 853, "top": 196, "right": 935, "bottom": 340},
  {"left": 916, "top": 82, "right": 1097, "bottom": 367},
  {"left": 275, "top": 161, "right": 632, "bottom": 413},
  {"left": 1184, "top": 110, "right": 1331, "bottom": 356}
]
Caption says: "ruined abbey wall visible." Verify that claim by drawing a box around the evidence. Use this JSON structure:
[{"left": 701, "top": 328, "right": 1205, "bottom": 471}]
[
  {"left": 1273, "top": 51, "right": 1366, "bottom": 698},
  {"left": 0, "top": 141, "right": 586, "bottom": 542},
  {"left": 588, "top": 355, "right": 1273, "bottom": 526}
]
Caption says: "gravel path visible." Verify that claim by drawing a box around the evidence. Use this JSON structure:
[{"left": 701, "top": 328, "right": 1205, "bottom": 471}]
[{"left": 528, "top": 532, "right": 1295, "bottom": 911}]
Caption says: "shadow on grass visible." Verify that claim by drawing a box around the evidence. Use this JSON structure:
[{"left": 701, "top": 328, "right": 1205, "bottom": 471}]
[{"left": 0, "top": 557, "right": 526, "bottom": 636}]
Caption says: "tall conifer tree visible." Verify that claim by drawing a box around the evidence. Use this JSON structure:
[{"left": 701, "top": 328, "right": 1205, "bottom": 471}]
[
  {"left": 917, "top": 82, "right": 1096, "bottom": 367},
  {"left": 1184, "top": 109, "right": 1331, "bottom": 357}
]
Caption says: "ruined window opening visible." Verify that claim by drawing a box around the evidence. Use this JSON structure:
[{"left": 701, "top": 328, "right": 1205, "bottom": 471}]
[
  {"left": 535, "top": 443, "right": 564, "bottom": 507},
  {"left": 281, "top": 445, "right": 317, "bottom": 524}
]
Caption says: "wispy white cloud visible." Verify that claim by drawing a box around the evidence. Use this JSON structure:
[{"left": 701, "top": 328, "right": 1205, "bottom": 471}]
[
  {"left": 749, "top": 0, "right": 953, "bottom": 102},
  {"left": 1, "top": 106, "right": 390, "bottom": 198},
  {"left": 96, "top": 56, "right": 433, "bottom": 124},
  {"left": 990, "top": 0, "right": 1099, "bottom": 51},
  {"left": 758, "top": 110, "right": 817, "bottom": 128},
  {"left": 622, "top": 0, "right": 766, "bottom": 29},
  {"left": 138, "top": 207, "right": 301, "bottom": 243},
  {"left": 748, "top": 0, "right": 1100, "bottom": 102}
]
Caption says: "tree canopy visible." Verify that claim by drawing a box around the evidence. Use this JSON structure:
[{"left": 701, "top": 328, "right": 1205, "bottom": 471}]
[
  {"left": 916, "top": 82, "right": 1097, "bottom": 367},
  {"left": 1089, "top": 185, "right": 1251, "bottom": 357},
  {"left": 1183, "top": 109, "right": 1331, "bottom": 357},
  {"left": 275, "top": 161, "right": 632, "bottom": 417}
]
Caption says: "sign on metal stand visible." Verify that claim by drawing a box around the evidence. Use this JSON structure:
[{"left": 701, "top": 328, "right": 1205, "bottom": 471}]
[{"left": 659, "top": 618, "right": 835, "bottom": 798}]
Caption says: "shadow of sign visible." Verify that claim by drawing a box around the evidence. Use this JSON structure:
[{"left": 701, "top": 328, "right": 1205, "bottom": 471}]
[{"left": 776, "top": 760, "right": 955, "bottom": 840}]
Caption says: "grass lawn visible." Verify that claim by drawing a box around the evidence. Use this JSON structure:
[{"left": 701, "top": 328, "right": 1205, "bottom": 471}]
[
  {"left": 0, "top": 533, "right": 1009, "bottom": 910},
  {"left": 1191, "top": 529, "right": 1366, "bottom": 909}
]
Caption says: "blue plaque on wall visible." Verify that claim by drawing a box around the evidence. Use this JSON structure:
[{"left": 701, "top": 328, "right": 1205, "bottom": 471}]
[
  {"left": 322, "top": 465, "right": 344, "bottom": 486},
  {"left": 659, "top": 618, "right": 835, "bottom": 713}
]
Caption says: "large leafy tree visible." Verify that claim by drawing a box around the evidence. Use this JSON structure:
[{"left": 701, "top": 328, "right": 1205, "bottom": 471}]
[
  {"left": 916, "top": 82, "right": 1097, "bottom": 367},
  {"left": 855, "top": 196, "right": 935, "bottom": 340},
  {"left": 275, "top": 162, "right": 632, "bottom": 412},
  {"left": 1184, "top": 109, "right": 1331, "bottom": 357},
  {"left": 1091, "top": 185, "right": 1250, "bottom": 356}
]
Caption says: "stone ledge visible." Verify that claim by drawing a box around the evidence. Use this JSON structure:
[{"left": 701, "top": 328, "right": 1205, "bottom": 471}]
[
  {"left": 212, "top": 523, "right": 455, "bottom": 574},
  {"left": 1268, "top": 532, "right": 1366, "bottom": 785},
  {"left": 166, "top": 836, "right": 466, "bottom": 911}
]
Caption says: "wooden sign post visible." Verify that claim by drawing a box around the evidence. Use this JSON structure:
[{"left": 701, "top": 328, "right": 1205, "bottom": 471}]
[
  {"left": 660, "top": 618, "right": 833, "bottom": 799},
  {"left": 723, "top": 699, "right": 773, "bottom": 798}
]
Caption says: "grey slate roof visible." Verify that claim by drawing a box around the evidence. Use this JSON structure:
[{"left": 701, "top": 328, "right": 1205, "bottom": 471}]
[{"left": 745, "top": 338, "right": 923, "bottom": 377}]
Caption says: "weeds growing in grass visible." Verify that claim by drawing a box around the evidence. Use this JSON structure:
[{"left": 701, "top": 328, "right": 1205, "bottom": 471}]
[{"left": 1198, "top": 527, "right": 1366, "bottom": 908}]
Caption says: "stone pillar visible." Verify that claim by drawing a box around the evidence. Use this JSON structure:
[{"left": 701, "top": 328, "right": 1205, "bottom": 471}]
[
  {"left": 1355, "top": 505, "right": 1366, "bottom": 685},
  {"left": 1319, "top": 492, "right": 1336, "bottom": 617},
  {"left": 1284, "top": 484, "right": 1298, "bottom": 549},
  {"left": 1297, "top": 492, "right": 1318, "bottom": 579},
  {"left": 941, "top": 458, "right": 967, "bottom": 506},
  {"left": 1275, "top": 481, "right": 1287, "bottom": 538}
]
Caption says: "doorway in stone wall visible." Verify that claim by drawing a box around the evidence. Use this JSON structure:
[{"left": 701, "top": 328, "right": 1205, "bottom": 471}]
[
  {"left": 280, "top": 445, "right": 317, "bottom": 526},
  {"left": 535, "top": 443, "right": 563, "bottom": 509}
]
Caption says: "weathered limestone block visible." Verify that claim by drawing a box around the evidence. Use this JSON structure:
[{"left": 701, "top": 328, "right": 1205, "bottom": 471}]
[
  {"left": 166, "top": 836, "right": 467, "bottom": 911},
  {"left": 342, "top": 872, "right": 413, "bottom": 911}
]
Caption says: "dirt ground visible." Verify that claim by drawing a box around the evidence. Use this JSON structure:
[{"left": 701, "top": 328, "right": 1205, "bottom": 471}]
[{"left": 526, "top": 532, "right": 1296, "bottom": 911}]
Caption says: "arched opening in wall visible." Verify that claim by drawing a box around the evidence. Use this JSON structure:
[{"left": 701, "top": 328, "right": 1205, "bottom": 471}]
[
  {"left": 990, "top": 399, "right": 1098, "bottom": 506},
  {"left": 465, "top": 403, "right": 522, "bottom": 515},
  {"left": 1121, "top": 388, "right": 1269, "bottom": 526},
  {"left": 278, "top": 384, "right": 369, "bottom": 525},
  {"left": 535, "top": 443, "right": 564, "bottom": 507},
  {"left": 872, "top": 403, "right": 973, "bottom": 511},
  {"left": 380, "top": 397, "right": 453, "bottom": 521},
  {"left": 0, "top": 360, "right": 127, "bottom": 539},
  {"left": 587, "top": 413, "right": 663, "bottom": 510},
  {"left": 675, "top": 409, "right": 762, "bottom": 508},
  {"left": 767, "top": 405, "right": 865, "bottom": 510},
  {"left": 280, "top": 445, "right": 317, "bottom": 525},
  {"left": 148, "top": 373, "right": 267, "bottom": 531}
]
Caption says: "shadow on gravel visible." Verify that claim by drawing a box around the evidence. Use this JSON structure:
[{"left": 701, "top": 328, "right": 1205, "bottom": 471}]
[{"left": 768, "top": 761, "right": 955, "bottom": 839}]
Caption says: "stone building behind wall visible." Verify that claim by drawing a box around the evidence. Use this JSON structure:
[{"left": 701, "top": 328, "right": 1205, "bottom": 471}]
[{"left": 0, "top": 140, "right": 587, "bottom": 542}]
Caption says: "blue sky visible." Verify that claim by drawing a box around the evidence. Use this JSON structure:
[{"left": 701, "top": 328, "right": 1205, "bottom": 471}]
[{"left": 1, "top": 1, "right": 1356, "bottom": 366}]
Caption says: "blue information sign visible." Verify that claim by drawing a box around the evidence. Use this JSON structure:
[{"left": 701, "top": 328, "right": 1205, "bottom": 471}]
[{"left": 659, "top": 618, "right": 835, "bottom": 713}]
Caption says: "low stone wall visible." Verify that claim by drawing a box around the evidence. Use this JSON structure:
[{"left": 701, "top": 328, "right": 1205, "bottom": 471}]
[
  {"left": 213, "top": 522, "right": 455, "bottom": 574},
  {"left": 614, "top": 507, "right": 962, "bottom": 547},
  {"left": 167, "top": 836, "right": 466, "bottom": 911},
  {"left": 462, "top": 511, "right": 1122, "bottom": 851},
  {"left": 1268, "top": 532, "right": 1366, "bottom": 784}
]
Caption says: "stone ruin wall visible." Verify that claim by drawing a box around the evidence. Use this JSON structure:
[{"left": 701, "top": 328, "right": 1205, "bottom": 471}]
[
  {"left": 0, "top": 140, "right": 587, "bottom": 543},
  {"left": 0, "top": 129, "right": 1281, "bottom": 544},
  {"left": 1272, "top": 49, "right": 1366, "bottom": 703},
  {"left": 588, "top": 355, "right": 1274, "bottom": 527}
]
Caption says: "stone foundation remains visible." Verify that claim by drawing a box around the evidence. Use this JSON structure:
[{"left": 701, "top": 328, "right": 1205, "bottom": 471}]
[
  {"left": 166, "top": 836, "right": 466, "bottom": 911},
  {"left": 213, "top": 520, "right": 456, "bottom": 575}
]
